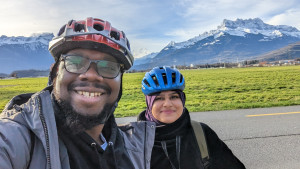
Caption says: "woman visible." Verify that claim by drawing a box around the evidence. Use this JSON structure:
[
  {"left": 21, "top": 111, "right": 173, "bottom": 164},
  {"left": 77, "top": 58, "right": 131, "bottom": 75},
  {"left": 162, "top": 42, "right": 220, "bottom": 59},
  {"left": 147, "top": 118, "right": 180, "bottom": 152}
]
[{"left": 138, "top": 66, "right": 245, "bottom": 169}]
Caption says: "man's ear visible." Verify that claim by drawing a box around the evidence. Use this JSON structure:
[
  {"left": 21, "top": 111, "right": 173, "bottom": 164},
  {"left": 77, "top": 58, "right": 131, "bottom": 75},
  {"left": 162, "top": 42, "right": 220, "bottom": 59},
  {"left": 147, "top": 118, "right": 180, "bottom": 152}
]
[
  {"left": 47, "top": 62, "right": 60, "bottom": 86},
  {"left": 50, "top": 63, "right": 55, "bottom": 71}
]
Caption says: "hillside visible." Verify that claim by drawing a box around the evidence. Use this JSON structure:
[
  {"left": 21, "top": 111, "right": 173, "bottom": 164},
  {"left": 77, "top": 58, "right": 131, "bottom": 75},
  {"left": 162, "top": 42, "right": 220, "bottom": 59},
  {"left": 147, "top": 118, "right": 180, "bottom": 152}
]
[{"left": 256, "top": 41, "right": 300, "bottom": 61}]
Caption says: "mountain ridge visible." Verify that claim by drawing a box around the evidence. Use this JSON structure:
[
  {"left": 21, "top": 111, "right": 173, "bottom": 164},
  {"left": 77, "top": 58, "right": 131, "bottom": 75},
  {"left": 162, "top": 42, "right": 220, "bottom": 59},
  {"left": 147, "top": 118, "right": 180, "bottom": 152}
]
[
  {"left": 1, "top": 18, "right": 300, "bottom": 74},
  {"left": 0, "top": 33, "right": 53, "bottom": 46},
  {"left": 131, "top": 18, "right": 300, "bottom": 70},
  {"left": 0, "top": 33, "right": 54, "bottom": 74}
]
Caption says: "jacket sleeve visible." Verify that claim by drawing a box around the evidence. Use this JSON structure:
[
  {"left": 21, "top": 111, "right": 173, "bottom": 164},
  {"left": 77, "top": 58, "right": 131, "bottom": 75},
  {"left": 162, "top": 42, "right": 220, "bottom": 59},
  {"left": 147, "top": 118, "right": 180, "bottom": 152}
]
[
  {"left": 0, "top": 118, "right": 32, "bottom": 169},
  {"left": 200, "top": 123, "right": 246, "bottom": 169},
  {"left": 118, "top": 121, "right": 156, "bottom": 169}
]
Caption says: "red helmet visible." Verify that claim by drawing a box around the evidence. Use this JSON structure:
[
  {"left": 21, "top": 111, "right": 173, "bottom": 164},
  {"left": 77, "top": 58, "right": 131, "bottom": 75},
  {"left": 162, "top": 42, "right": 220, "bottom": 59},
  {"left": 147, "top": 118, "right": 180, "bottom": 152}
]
[{"left": 49, "top": 17, "right": 133, "bottom": 70}]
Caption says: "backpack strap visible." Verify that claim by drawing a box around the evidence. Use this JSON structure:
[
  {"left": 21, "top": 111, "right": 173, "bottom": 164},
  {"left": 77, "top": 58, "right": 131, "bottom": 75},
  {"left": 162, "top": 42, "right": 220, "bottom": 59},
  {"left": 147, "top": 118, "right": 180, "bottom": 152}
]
[{"left": 191, "top": 120, "right": 210, "bottom": 168}]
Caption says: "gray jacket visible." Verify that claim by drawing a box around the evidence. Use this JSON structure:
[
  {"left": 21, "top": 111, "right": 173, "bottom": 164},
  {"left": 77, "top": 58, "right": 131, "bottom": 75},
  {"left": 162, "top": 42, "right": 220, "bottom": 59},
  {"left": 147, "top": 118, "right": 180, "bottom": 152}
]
[{"left": 0, "top": 88, "right": 155, "bottom": 169}]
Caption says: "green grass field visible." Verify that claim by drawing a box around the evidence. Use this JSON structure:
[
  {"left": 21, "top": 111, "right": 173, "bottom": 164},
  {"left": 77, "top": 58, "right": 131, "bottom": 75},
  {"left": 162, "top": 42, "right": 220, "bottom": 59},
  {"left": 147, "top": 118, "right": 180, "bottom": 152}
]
[{"left": 1, "top": 66, "right": 300, "bottom": 117}]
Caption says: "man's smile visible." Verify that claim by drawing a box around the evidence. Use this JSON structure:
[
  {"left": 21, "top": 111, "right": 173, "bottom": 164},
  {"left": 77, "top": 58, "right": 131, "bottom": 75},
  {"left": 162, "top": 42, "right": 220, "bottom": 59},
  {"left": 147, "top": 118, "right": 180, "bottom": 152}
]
[
  {"left": 76, "top": 91, "right": 104, "bottom": 98},
  {"left": 72, "top": 88, "right": 107, "bottom": 104}
]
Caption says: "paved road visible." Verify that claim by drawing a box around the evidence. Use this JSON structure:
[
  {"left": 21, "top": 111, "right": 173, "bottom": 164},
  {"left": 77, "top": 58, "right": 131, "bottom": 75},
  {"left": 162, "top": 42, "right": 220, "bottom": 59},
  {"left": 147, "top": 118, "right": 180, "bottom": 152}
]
[{"left": 116, "top": 105, "right": 300, "bottom": 169}]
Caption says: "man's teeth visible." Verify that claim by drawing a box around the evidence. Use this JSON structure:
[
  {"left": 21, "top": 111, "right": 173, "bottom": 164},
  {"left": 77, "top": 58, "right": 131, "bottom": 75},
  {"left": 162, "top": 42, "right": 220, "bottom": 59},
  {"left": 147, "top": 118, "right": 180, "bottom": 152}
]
[{"left": 77, "top": 91, "right": 102, "bottom": 97}]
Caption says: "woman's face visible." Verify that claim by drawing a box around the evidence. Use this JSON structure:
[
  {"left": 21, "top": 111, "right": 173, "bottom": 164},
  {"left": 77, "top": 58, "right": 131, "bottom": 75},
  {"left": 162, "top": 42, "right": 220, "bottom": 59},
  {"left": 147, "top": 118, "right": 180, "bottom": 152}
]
[{"left": 151, "top": 91, "right": 184, "bottom": 124}]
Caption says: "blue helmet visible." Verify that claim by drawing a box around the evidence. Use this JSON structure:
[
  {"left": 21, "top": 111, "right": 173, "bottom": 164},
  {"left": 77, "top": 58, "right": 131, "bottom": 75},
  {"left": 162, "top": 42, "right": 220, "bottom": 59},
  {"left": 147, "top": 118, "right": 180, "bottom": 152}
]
[{"left": 142, "top": 66, "right": 185, "bottom": 95}]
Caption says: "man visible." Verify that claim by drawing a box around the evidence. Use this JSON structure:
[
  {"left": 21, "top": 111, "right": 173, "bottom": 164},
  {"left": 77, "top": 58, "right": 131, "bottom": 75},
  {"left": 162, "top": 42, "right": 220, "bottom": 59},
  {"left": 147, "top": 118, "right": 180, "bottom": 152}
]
[{"left": 0, "top": 17, "right": 155, "bottom": 169}]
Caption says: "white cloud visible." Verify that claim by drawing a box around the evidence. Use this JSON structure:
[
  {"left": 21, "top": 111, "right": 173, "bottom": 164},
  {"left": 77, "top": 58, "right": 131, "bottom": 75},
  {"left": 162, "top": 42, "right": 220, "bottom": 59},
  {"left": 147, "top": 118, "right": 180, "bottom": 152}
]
[
  {"left": 1, "top": 0, "right": 300, "bottom": 57},
  {"left": 267, "top": 8, "right": 300, "bottom": 29},
  {"left": 130, "top": 37, "right": 170, "bottom": 54},
  {"left": 161, "top": 0, "right": 300, "bottom": 42}
]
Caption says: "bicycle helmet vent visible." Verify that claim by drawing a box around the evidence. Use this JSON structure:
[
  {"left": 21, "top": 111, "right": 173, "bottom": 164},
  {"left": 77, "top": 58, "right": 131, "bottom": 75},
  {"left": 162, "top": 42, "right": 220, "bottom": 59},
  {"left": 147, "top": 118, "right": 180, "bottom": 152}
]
[
  {"left": 49, "top": 17, "right": 133, "bottom": 70},
  {"left": 141, "top": 66, "right": 185, "bottom": 95}
]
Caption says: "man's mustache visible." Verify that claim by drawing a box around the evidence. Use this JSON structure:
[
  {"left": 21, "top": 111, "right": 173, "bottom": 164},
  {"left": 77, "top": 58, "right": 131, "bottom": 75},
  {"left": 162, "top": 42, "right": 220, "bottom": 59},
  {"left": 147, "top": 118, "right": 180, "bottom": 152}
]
[{"left": 68, "top": 82, "right": 112, "bottom": 95}]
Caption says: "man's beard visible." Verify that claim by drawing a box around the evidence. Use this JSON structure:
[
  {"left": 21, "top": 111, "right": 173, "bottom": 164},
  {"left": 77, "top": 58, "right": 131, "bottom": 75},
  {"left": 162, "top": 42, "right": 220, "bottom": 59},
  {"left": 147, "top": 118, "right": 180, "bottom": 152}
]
[{"left": 53, "top": 94, "right": 116, "bottom": 135}]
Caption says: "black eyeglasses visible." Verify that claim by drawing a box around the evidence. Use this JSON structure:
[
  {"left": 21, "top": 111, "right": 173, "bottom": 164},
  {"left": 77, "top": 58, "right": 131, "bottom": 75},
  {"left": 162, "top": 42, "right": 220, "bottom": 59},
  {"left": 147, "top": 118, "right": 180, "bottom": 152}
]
[{"left": 60, "top": 54, "right": 123, "bottom": 79}]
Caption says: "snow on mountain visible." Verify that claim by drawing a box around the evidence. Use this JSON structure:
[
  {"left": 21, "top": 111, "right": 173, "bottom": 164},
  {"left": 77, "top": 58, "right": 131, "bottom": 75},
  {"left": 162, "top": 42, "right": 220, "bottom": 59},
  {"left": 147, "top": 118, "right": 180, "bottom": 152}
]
[
  {"left": 0, "top": 33, "right": 55, "bottom": 74},
  {"left": 133, "top": 48, "right": 153, "bottom": 58},
  {"left": 164, "top": 31, "right": 211, "bottom": 50},
  {"left": 217, "top": 18, "right": 300, "bottom": 38},
  {"left": 166, "top": 18, "right": 300, "bottom": 50},
  {"left": 140, "top": 52, "right": 158, "bottom": 59},
  {"left": 133, "top": 52, "right": 158, "bottom": 66},
  {"left": 0, "top": 33, "right": 54, "bottom": 49},
  {"left": 132, "top": 18, "right": 300, "bottom": 71}
]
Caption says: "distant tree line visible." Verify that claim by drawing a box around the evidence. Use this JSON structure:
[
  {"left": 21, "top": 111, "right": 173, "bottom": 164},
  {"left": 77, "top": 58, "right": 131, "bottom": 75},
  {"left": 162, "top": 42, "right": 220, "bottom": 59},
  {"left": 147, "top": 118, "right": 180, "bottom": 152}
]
[
  {"left": 242, "top": 60, "right": 259, "bottom": 65},
  {"left": 127, "top": 59, "right": 262, "bottom": 73},
  {"left": 0, "top": 69, "right": 50, "bottom": 79}
]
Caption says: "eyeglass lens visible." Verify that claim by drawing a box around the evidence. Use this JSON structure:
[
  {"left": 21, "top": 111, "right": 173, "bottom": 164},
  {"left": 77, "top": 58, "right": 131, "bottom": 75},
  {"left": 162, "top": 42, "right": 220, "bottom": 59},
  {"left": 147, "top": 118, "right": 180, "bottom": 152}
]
[{"left": 63, "top": 55, "right": 120, "bottom": 78}]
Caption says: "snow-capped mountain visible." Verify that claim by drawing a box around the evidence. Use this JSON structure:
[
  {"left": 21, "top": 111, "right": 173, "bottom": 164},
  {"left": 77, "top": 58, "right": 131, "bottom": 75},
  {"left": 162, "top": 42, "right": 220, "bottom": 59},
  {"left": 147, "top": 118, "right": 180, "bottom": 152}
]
[
  {"left": 2, "top": 18, "right": 300, "bottom": 74},
  {"left": 0, "top": 33, "right": 52, "bottom": 46},
  {"left": 134, "top": 52, "right": 158, "bottom": 66},
  {"left": 0, "top": 33, "right": 54, "bottom": 74},
  {"left": 216, "top": 18, "right": 300, "bottom": 37},
  {"left": 132, "top": 18, "right": 300, "bottom": 70},
  {"left": 133, "top": 48, "right": 154, "bottom": 59},
  {"left": 165, "top": 18, "right": 300, "bottom": 50}
]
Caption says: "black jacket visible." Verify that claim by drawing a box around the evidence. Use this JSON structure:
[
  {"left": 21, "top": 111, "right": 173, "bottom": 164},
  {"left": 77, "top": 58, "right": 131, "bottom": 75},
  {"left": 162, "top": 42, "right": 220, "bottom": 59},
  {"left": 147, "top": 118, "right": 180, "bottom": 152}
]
[
  {"left": 56, "top": 113, "right": 136, "bottom": 169},
  {"left": 138, "top": 108, "right": 246, "bottom": 169}
]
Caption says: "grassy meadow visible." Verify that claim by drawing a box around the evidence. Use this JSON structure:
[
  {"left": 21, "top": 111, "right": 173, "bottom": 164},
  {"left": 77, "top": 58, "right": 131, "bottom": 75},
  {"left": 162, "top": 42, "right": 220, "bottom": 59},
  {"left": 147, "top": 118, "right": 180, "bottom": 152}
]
[{"left": 1, "top": 66, "right": 300, "bottom": 117}]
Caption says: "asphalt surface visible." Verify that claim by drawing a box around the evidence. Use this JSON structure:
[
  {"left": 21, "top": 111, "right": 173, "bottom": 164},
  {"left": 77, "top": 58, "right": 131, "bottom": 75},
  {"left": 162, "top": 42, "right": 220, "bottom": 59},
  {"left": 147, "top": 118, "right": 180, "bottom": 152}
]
[{"left": 116, "top": 105, "right": 300, "bottom": 169}]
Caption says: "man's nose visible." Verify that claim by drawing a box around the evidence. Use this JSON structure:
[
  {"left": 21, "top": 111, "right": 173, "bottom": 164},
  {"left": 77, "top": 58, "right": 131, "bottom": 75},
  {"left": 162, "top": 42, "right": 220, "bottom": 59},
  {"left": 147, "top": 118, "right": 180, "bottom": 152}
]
[{"left": 79, "top": 63, "right": 104, "bottom": 81}]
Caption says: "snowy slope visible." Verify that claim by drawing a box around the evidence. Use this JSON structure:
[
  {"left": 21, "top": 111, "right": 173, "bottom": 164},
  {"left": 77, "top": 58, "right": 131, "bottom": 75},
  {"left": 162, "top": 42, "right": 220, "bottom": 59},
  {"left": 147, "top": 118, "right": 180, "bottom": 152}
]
[
  {"left": 132, "top": 18, "right": 300, "bottom": 70},
  {"left": 0, "top": 33, "right": 54, "bottom": 74},
  {"left": 165, "top": 18, "right": 300, "bottom": 50},
  {"left": 0, "top": 33, "right": 53, "bottom": 48}
]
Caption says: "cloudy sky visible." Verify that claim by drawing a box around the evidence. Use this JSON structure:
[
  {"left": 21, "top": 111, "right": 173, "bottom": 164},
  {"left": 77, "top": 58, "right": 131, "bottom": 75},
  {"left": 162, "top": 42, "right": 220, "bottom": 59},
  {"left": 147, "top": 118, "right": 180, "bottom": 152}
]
[{"left": 1, "top": 0, "right": 300, "bottom": 58}]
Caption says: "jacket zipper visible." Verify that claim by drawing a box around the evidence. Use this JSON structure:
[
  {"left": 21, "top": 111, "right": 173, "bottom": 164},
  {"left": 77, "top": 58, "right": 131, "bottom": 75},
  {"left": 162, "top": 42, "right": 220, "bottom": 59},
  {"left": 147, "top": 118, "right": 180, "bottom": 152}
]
[
  {"left": 91, "top": 143, "right": 103, "bottom": 169},
  {"left": 108, "top": 142, "right": 118, "bottom": 169},
  {"left": 37, "top": 96, "right": 52, "bottom": 169}
]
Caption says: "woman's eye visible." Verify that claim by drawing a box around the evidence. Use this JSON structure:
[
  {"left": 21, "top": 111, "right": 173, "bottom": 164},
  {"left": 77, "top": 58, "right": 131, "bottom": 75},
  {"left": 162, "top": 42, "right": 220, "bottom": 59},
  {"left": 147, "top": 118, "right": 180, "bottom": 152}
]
[
  {"left": 171, "top": 96, "right": 179, "bottom": 99},
  {"left": 155, "top": 97, "right": 163, "bottom": 101}
]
